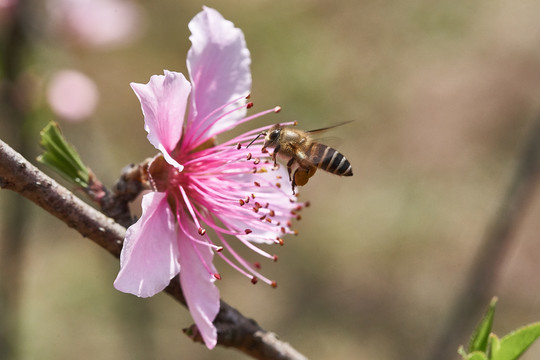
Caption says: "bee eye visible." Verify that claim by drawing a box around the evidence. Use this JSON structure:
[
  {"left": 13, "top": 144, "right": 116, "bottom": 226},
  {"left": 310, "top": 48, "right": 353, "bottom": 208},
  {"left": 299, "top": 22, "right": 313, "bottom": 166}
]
[{"left": 269, "top": 129, "right": 280, "bottom": 141}]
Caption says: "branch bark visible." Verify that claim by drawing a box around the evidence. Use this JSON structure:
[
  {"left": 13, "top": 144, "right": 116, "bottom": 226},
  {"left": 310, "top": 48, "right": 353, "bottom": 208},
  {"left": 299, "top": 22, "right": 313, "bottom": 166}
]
[{"left": 0, "top": 139, "right": 307, "bottom": 360}]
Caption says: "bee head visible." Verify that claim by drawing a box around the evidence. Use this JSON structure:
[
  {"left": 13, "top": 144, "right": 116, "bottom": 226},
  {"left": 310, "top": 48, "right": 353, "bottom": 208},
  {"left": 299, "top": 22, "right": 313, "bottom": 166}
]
[{"left": 246, "top": 124, "right": 282, "bottom": 149}]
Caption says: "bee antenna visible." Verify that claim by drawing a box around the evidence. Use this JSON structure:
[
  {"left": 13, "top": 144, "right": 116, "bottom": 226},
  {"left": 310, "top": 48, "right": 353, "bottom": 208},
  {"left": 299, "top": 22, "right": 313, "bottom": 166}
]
[{"left": 246, "top": 132, "right": 265, "bottom": 148}]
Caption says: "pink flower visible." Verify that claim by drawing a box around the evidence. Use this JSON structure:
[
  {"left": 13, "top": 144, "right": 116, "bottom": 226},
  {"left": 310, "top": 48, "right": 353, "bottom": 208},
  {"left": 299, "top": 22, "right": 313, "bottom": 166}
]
[
  {"left": 113, "top": 7, "right": 302, "bottom": 349},
  {"left": 46, "top": 69, "right": 99, "bottom": 122}
]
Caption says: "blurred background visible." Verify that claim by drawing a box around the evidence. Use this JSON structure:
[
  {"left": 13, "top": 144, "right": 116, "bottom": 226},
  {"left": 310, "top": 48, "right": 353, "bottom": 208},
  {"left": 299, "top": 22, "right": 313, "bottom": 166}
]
[{"left": 1, "top": 0, "right": 540, "bottom": 359}]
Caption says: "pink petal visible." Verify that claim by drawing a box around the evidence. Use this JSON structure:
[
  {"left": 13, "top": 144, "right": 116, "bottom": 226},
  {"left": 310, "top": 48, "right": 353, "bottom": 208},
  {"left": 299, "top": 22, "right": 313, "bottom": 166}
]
[
  {"left": 114, "top": 192, "right": 180, "bottom": 297},
  {"left": 178, "top": 216, "right": 220, "bottom": 349},
  {"left": 185, "top": 6, "right": 251, "bottom": 147},
  {"left": 131, "top": 70, "right": 191, "bottom": 170}
]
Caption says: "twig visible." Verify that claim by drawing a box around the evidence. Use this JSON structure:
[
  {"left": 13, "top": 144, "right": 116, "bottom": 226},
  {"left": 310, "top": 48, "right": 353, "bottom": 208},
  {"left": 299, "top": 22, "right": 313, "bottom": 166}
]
[
  {"left": 0, "top": 139, "right": 308, "bottom": 360},
  {"left": 426, "top": 117, "right": 540, "bottom": 360}
]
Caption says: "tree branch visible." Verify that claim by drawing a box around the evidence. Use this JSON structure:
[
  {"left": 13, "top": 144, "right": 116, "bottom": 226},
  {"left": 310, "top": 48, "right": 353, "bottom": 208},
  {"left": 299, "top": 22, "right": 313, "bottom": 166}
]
[{"left": 0, "top": 139, "right": 307, "bottom": 360}]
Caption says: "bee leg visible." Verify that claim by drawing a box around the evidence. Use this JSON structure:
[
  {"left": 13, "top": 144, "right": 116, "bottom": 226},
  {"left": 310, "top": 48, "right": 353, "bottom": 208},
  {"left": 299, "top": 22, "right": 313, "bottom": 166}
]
[
  {"left": 272, "top": 144, "right": 281, "bottom": 166},
  {"left": 286, "top": 158, "right": 295, "bottom": 181},
  {"left": 291, "top": 170, "right": 297, "bottom": 195}
]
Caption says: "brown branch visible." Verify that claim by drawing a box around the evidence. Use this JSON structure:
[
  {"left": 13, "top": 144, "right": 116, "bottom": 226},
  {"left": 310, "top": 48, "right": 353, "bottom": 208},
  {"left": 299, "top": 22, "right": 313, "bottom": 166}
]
[
  {"left": 0, "top": 139, "right": 308, "bottom": 360},
  {"left": 426, "top": 117, "right": 540, "bottom": 360}
]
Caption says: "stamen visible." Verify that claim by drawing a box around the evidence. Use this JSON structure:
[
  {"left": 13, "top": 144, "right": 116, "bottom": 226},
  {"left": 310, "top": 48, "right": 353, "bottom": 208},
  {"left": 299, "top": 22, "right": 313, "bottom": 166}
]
[{"left": 179, "top": 186, "right": 204, "bottom": 231}]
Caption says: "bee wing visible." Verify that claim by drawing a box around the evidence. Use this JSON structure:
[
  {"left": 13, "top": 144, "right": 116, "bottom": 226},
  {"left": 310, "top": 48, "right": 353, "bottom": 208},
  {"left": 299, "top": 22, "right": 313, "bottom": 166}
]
[{"left": 305, "top": 120, "right": 354, "bottom": 135}]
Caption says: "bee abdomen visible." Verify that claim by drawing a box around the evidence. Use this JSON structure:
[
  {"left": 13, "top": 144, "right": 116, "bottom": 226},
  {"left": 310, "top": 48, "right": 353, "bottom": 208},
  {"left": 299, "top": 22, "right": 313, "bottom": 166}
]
[{"left": 310, "top": 144, "right": 353, "bottom": 176}]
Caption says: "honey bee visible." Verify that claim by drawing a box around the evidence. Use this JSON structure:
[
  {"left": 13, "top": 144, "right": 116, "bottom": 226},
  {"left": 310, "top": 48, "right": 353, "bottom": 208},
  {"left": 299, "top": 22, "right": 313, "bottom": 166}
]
[{"left": 247, "top": 121, "right": 353, "bottom": 193}]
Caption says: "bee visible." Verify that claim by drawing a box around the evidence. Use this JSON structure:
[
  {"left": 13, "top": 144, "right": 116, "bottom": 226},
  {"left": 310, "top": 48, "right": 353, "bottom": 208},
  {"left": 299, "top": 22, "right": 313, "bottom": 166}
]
[{"left": 247, "top": 121, "right": 353, "bottom": 194}]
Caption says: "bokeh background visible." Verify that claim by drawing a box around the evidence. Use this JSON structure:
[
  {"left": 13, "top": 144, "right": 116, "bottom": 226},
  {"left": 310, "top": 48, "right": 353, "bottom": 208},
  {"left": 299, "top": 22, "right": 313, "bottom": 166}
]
[{"left": 1, "top": 0, "right": 540, "bottom": 359}]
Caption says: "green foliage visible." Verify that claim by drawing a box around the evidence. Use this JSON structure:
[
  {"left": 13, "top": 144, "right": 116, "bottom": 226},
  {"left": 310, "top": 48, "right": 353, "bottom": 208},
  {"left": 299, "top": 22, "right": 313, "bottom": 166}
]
[
  {"left": 37, "top": 121, "right": 90, "bottom": 188},
  {"left": 459, "top": 297, "right": 540, "bottom": 360}
]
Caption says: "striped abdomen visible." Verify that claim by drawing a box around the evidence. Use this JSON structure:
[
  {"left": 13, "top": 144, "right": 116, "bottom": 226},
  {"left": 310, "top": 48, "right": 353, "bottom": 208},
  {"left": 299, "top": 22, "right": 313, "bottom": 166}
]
[{"left": 308, "top": 143, "right": 353, "bottom": 176}]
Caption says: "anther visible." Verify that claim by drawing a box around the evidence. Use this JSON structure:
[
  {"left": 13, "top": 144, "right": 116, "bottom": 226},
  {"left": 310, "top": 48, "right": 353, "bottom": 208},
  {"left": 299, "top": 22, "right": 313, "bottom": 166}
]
[
  {"left": 294, "top": 230, "right": 299, "bottom": 236},
  {"left": 246, "top": 153, "right": 252, "bottom": 160},
  {"left": 286, "top": 221, "right": 292, "bottom": 227},
  {"left": 265, "top": 218, "right": 272, "bottom": 223},
  {"left": 274, "top": 106, "right": 281, "bottom": 113},
  {"left": 259, "top": 215, "right": 267, "bottom": 221},
  {"left": 305, "top": 201, "right": 311, "bottom": 207},
  {"left": 236, "top": 143, "right": 241, "bottom": 150},
  {"left": 251, "top": 277, "right": 258, "bottom": 284},
  {"left": 254, "top": 181, "right": 260, "bottom": 187},
  {"left": 265, "top": 203, "right": 269, "bottom": 208},
  {"left": 254, "top": 262, "right": 261, "bottom": 269},
  {"left": 251, "top": 193, "right": 256, "bottom": 199},
  {"left": 216, "top": 246, "right": 224, "bottom": 252},
  {"left": 277, "top": 237, "right": 284, "bottom": 246},
  {"left": 214, "top": 273, "right": 222, "bottom": 280},
  {"left": 276, "top": 183, "right": 281, "bottom": 188},
  {"left": 244, "top": 229, "right": 253, "bottom": 234},
  {"left": 296, "top": 215, "right": 302, "bottom": 221},
  {"left": 253, "top": 207, "right": 259, "bottom": 213},
  {"left": 245, "top": 94, "right": 251, "bottom": 99},
  {"left": 254, "top": 158, "right": 260, "bottom": 165},
  {"left": 247, "top": 102, "right": 254, "bottom": 109},
  {"left": 271, "top": 281, "right": 277, "bottom": 288},
  {"left": 198, "top": 227, "right": 206, "bottom": 236},
  {"left": 269, "top": 210, "right": 275, "bottom": 217},
  {"left": 239, "top": 199, "right": 245, "bottom": 206},
  {"left": 281, "top": 227, "right": 286, "bottom": 234},
  {"left": 273, "top": 255, "right": 278, "bottom": 262},
  {"left": 261, "top": 148, "right": 268, "bottom": 153}
]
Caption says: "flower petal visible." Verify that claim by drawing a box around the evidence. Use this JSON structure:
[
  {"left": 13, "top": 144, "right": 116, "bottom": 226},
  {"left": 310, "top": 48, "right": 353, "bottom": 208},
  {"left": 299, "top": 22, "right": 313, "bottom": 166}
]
[
  {"left": 131, "top": 70, "right": 191, "bottom": 170},
  {"left": 185, "top": 6, "right": 251, "bottom": 147},
  {"left": 114, "top": 192, "right": 180, "bottom": 297},
  {"left": 178, "top": 215, "right": 220, "bottom": 349}
]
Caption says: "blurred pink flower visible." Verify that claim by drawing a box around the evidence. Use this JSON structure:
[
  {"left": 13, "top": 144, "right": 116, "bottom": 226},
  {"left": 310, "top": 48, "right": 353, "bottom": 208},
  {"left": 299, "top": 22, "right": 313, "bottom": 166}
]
[
  {"left": 46, "top": 69, "right": 99, "bottom": 122},
  {"left": 113, "top": 7, "right": 301, "bottom": 349},
  {"left": 48, "top": 0, "right": 143, "bottom": 49}
]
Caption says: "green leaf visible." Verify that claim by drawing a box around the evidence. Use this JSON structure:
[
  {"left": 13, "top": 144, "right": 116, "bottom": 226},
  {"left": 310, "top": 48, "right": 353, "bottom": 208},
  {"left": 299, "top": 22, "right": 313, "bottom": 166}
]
[
  {"left": 37, "top": 121, "right": 90, "bottom": 188},
  {"left": 459, "top": 346, "right": 489, "bottom": 360},
  {"left": 491, "top": 322, "right": 540, "bottom": 360},
  {"left": 469, "top": 297, "right": 498, "bottom": 353}
]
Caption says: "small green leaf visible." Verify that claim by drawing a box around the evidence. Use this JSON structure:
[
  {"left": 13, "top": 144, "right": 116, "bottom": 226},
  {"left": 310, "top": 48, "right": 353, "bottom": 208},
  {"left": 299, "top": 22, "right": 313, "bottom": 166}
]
[
  {"left": 491, "top": 322, "right": 540, "bottom": 360},
  {"left": 467, "top": 352, "right": 489, "bottom": 360},
  {"left": 37, "top": 121, "right": 90, "bottom": 188},
  {"left": 459, "top": 346, "right": 489, "bottom": 360},
  {"left": 469, "top": 297, "right": 498, "bottom": 353}
]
